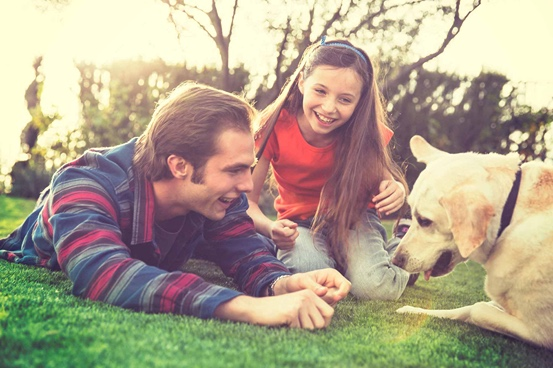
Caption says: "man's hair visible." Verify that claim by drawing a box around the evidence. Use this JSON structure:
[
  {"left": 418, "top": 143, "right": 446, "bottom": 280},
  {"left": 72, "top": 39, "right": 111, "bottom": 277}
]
[{"left": 133, "top": 82, "right": 256, "bottom": 183}]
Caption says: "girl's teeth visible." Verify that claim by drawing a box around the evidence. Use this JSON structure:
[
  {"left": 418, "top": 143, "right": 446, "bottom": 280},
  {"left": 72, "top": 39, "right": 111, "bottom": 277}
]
[{"left": 315, "top": 112, "right": 333, "bottom": 123}]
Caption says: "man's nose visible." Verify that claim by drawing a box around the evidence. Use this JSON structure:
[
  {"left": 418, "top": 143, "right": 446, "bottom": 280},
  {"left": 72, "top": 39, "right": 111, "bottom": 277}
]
[{"left": 237, "top": 171, "right": 254, "bottom": 193}]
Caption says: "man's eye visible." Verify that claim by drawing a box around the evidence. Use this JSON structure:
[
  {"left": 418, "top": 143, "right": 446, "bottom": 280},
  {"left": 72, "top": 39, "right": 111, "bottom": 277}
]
[{"left": 417, "top": 217, "right": 432, "bottom": 228}]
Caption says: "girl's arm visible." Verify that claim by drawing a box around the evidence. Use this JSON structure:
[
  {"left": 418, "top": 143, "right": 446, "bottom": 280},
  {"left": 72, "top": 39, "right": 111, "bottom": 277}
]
[
  {"left": 246, "top": 156, "right": 275, "bottom": 238},
  {"left": 246, "top": 156, "right": 298, "bottom": 249},
  {"left": 372, "top": 170, "right": 406, "bottom": 216}
]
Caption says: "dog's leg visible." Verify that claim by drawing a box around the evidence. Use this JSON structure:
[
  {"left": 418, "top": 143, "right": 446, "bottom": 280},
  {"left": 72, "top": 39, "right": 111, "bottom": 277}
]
[
  {"left": 397, "top": 301, "right": 543, "bottom": 347},
  {"left": 397, "top": 304, "right": 473, "bottom": 320}
]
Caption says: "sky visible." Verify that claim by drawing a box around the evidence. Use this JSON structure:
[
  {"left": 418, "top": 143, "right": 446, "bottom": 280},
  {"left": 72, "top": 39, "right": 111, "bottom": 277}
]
[{"left": 0, "top": 0, "right": 552, "bottom": 170}]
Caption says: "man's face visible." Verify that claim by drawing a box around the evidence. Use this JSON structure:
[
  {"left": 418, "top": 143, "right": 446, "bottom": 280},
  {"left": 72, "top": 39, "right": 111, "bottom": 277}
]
[{"left": 183, "top": 129, "right": 255, "bottom": 221}]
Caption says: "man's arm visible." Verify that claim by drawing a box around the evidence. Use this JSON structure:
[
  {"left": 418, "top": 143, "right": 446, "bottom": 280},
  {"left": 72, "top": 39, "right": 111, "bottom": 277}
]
[
  {"left": 205, "top": 194, "right": 352, "bottom": 302},
  {"left": 204, "top": 194, "right": 291, "bottom": 295},
  {"left": 213, "top": 291, "right": 333, "bottom": 329},
  {"left": 204, "top": 195, "right": 351, "bottom": 328},
  {"left": 213, "top": 268, "right": 350, "bottom": 328},
  {"left": 45, "top": 168, "right": 243, "bottom": 319}
]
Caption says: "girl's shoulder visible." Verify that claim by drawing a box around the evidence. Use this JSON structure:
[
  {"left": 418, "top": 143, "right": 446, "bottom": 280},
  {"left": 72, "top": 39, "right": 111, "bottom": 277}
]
[
  {"left": 273, "top": 109, "right": 301, "bottom": 140},
  {"left": 276, "top": 108, "right": 297, "bottom": 127}
]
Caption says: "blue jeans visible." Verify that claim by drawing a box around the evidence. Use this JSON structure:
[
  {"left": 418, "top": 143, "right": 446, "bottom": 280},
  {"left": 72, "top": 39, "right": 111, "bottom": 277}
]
[{"left": 277, "top": 209, "right": 409, "bottom": 300}]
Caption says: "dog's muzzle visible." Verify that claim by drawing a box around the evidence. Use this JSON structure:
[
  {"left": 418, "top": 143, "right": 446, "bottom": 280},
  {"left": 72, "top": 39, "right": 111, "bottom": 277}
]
[
  {"left": 392, "top": 250, "right": 453, "bottom": 279},
  {"left": 391, "top": 253, "right": 408, "bottom": 269}
]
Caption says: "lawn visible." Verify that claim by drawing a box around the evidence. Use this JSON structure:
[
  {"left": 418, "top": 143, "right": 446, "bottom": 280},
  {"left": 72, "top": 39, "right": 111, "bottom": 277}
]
[{"left": 1, "top": 195, "right": 552, "bottom": 367}]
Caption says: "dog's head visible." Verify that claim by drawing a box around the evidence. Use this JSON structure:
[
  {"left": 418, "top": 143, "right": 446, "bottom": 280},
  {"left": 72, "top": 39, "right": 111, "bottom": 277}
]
[{"left": 392, "top": 136, "right": 496, "bottom": 280}]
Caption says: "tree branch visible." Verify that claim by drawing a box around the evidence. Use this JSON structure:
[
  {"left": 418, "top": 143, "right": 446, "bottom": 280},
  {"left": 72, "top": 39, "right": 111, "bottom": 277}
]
[
  {"left": 389, "top": 0, "right": 482, "bottom": 86},
  {"left": 227, "top": 0, "right": 239, "bottom": 41},
  {"left": 319, "top": 0, "right": 349, "bottom": 38},
  {"left": 208, "top": 0, "right": 226, "bottom": 48},
  {"left": 255, "top": 17, "right": 293, "bottom": 107},
  {"left": 348, "top": 0, "right": 427, "bottom": 35}
]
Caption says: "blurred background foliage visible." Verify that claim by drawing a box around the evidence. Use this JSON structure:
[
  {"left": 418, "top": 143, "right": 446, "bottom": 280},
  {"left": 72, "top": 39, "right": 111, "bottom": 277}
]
[{"left": 3, "top": 0, "right": 552, "bottom": 206}]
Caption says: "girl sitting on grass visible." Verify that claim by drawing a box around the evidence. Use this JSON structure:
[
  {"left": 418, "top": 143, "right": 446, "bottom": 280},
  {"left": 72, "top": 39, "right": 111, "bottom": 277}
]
[{"left": 247, "top": 37, "right": 416, "bottom": 300}]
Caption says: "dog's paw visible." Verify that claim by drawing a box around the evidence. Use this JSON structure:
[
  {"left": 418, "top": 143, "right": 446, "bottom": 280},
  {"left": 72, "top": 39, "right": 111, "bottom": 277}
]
[{"left": 396, "top": 306, "right": 426, "bottom": 314}]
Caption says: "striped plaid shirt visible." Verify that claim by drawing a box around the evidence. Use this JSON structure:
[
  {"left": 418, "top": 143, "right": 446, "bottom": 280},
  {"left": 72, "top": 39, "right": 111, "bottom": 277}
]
[{"left": 0, "top": 139, "right": 290, "bottom": 318}]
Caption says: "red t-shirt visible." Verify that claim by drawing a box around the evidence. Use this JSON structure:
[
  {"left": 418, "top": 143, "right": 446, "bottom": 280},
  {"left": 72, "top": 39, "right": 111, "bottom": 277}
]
[{"left": 258, "top": 109, "right": 393, "bottom": 220}]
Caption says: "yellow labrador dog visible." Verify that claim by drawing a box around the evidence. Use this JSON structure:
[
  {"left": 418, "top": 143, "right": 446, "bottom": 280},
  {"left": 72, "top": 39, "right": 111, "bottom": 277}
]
[{"left": 392, "top": 135, "right": 553, "bottom": 349}]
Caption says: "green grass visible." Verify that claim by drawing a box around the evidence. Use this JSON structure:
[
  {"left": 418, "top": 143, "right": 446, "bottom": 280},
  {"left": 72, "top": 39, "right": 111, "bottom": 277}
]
[{"left": 1, "top": 195, "right": 552, "bottom": 367}]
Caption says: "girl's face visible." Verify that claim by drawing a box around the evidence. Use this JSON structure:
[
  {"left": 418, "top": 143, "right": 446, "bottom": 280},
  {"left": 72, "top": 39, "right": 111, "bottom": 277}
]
[{"left": 297, "top": 65, "right": 363, "bottom": 145}]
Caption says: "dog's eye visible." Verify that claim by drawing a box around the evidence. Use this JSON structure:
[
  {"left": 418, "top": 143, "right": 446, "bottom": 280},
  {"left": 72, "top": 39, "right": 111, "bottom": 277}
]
[{"left": 417, "top": 217, "right": 433, "bottom": 228}]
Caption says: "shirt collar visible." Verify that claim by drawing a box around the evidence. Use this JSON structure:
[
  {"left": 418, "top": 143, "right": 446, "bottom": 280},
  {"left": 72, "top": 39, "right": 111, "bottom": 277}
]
[{"left": 130, "top": 172, "right": 156, "bottom": 245}]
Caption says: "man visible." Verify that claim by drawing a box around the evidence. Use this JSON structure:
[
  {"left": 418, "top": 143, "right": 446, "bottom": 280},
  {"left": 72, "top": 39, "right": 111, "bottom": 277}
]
[{"left": 0, "top": 82, "right": 350, "bottom": 329}]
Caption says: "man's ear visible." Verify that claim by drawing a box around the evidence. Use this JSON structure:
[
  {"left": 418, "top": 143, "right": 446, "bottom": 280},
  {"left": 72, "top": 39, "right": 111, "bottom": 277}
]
[{"left": 167, "top": 155, "right": 189, "bottom": 179}]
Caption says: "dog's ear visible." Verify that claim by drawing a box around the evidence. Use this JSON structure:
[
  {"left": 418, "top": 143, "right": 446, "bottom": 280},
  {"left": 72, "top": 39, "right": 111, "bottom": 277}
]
[
  {"left": 410, "top": 135, "right": 448, "bottom": 164},
  {"left": 440, "top": 187, "right": 495, "bottom": 258}
]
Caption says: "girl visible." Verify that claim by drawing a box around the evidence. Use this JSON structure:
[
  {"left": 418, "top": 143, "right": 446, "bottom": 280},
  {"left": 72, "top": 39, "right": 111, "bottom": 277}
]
[{"left": 247, "top": 37, "right": 414, "bottom": 300}]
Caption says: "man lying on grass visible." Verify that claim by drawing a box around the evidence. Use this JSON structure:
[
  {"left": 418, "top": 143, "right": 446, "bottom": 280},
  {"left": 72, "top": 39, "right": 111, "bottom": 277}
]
[{"left": 0, "top": 82, "right": 350, "bottom": 329}]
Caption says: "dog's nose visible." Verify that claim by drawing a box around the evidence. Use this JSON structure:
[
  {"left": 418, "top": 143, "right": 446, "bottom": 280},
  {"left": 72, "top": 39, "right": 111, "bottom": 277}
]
[{"left": 392, "top": 254, "right": 406, "bottom": 268}]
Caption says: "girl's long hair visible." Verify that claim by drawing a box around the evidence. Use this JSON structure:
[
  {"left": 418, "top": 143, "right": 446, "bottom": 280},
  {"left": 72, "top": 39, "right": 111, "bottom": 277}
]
[{"left": 254, "top": 38, "right": 407, "bottom": 269}]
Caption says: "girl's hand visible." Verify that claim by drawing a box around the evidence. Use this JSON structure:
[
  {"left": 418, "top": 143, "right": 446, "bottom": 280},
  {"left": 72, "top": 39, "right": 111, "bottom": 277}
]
[
  {"left": 270, "top": 219, "right": 299, "bottom": 250},
  {"left": 372, "top": 180, "right": 406, "bottom": 216}
]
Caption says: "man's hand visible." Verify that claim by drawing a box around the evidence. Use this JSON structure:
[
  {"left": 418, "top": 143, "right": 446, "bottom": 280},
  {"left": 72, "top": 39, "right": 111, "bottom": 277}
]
[
  {"left": 269, "top": 219, "right": 299, "bottom": 250},
  {"left": 213, "top": 268, "right": 350, "bottom": 329},
  {"left": 214, "top": 291, "right": 335, "bottom": 329},
  {"left": 274, "top": 268, "right": 351, "bottom": 307},
  {"left": 373, "top": 180, "right": 405, "bottom": 216}
]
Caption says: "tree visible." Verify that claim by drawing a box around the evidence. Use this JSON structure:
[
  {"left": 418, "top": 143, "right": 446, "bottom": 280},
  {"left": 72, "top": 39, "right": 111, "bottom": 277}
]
[
  {"left": 76, "top": 60, "right": 168, "bottom": 150},
  {"left": 6, "top": 56, "right": 250, "bottom": 197},
  {"left": 11, "top": 0, "right": 552, "bottom": 199},
  {"left": 161, "top": 0, "right": 245, "bottom": 92},
  {"left": 162, "top": 0, "right": 481, "bottom": 107},
  {"left": 389, "top": 69, "right": 553, "bottom": 187},
  {"left": 9, "top": 57, "right": 60, "bottom": 198},
  {"left": 75, "top": 59, "right": 250, "bottom": 154}
]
